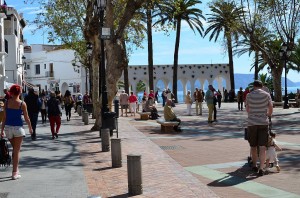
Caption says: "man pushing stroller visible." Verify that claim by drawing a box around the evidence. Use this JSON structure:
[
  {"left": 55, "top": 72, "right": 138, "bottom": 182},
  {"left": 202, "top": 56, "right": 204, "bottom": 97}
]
[{"left": 245, "top": 80, "right": 273, "bottom": 176}]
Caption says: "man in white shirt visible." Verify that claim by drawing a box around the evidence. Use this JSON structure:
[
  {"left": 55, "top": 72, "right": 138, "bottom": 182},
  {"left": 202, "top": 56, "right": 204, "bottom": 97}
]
[{"left": 119, "top": 90, "right": 129, "bottom": 116}]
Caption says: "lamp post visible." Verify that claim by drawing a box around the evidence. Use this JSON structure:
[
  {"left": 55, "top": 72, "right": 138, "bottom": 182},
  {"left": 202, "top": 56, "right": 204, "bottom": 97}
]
[
  {"left": 21, "top": 55, "right": 26, "bottom": 93},
  {"left": 279, "top": 42, "right": 292, "bottom": 109},
  {"left": 95, "top": 0, "right": 115, "bottom": 135},
  {"left": 86, "top": 42, "right": 92, "bottom": 94}
]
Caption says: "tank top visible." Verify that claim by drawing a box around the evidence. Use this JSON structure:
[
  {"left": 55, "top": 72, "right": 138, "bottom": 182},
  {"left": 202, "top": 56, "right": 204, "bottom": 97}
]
[{"left": 5, "top": 101, "right": 23, "bottom": 126}]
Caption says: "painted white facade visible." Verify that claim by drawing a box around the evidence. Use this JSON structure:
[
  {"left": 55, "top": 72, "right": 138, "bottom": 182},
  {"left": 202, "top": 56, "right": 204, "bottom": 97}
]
[
  {"left": 0, "top": 0, "right": 7, "bottom": 96},
  {"left": 2, "top": 5, "right": 26, "bottom": 96},
  {"left": 23, "top": 44, "right": 87, "bottom": 96},
  {"left": 127, "top": 64, "right": 231, "bottom": 96}
]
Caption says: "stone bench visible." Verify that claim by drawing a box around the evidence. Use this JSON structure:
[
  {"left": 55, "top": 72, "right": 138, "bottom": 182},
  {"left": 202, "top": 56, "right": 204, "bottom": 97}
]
[
  {"left": 156, "top": 118, "right": 179, "bottom": 133},
  {"left": 273, "top": 101, "right": 283, "bottom": 108},
  {"left": 288, "top": 101, "right": 298, "bottom": 107},
  {"left": 137, "top": 112, "right": 151, "bottom": 120}
]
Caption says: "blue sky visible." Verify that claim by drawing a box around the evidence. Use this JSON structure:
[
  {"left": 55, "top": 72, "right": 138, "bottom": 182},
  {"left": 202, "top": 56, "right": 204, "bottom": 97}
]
[{"left": 7, "top": 0, "right": 299, "bottom": 82}]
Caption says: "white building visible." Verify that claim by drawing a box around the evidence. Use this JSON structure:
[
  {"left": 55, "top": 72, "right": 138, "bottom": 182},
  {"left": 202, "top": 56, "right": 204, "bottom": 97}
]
[
  {"left": 2, "top": 5, "right": 26, "bottom": 95},
  {"left": 23, "top": 44, "right": 87, "bottom": 96},
  {"left": 0, "top": 0, "right": 7, "bottom": 96}
]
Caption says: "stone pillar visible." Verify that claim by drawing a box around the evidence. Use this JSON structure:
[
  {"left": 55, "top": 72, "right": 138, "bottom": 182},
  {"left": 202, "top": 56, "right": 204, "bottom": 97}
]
[
  {"left": 111, "top": 138, "right": 122, "bottom": 168},
  {"left": 127, "top": 155, "right": 142, "bottom": 195},
  {"left": 78, "top": 105, "right": 82, "bottom": 116},
  {"left": 82, "top": 110, "right": 85, "bottom": 122},
  {"left": 101, "top": 129, "right": 110, "bottom": 152},
  {"left": 83, "top": 111, "right": 89, "bottom": 125}
]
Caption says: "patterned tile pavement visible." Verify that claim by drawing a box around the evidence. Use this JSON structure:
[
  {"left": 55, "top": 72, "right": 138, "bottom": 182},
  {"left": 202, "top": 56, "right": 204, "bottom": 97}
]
[{"left": 1, "top": 102, "right": 299, "bottom": 198}]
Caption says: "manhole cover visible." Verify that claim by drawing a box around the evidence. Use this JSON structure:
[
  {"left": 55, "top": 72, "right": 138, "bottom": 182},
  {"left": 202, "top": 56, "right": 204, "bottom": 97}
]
[
  {"left": 160, "top": 145, "right": 184, "bottom": 150},
  {"left": 0, "top": 193, "right": 8, "bottom": 198}
]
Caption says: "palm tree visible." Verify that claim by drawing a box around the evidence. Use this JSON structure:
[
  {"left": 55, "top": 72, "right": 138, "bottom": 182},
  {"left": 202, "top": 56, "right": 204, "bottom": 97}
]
[
  {"left": 289, "top": 39, "right": 300, "bottom": 72},
  {"left": 154, "top": 0, "right": 205, "bottom": 103},
  {"left": 204, "top": 0, "right": 243, "bottom": 90}
]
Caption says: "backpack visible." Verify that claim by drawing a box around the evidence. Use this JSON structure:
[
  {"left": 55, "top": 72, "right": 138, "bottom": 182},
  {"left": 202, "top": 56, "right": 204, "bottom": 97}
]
[{"left": 0, "top": 138, "right": 11, "bottom": 167}]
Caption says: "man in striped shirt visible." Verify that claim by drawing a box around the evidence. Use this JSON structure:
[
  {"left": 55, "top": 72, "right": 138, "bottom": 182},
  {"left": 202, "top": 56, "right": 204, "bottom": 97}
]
[{"left": 246, "top": 80, "right": 273, "bottom": 176}]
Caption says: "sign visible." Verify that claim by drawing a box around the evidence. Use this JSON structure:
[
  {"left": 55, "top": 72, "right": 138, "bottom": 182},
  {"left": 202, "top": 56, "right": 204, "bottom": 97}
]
[{"left": 101, "top": 28, "right": 111, "bottom": 39}]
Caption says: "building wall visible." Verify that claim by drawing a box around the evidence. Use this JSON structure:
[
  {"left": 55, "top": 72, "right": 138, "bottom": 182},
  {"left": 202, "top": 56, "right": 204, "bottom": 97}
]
[
  {"left": 2, "top": 5, "right": 26, "bottom": 96},
  {"left": 24, "top": 47, "right": 87, "bottom": 96},
  {"left": 126, "top": 64, "right": 231, "bottom": 96}
]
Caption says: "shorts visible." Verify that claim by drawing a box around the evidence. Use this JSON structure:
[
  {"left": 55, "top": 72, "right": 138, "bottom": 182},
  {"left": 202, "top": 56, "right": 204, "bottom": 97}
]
[
  {"left": 247, "top": 125, "right": 268, "bottom": 147},
  {"left": 121, "top": 104, "right": 128, "bottom": 109},
  {"left": 4, "top": 125, "right": 26, "bottom": 139}
]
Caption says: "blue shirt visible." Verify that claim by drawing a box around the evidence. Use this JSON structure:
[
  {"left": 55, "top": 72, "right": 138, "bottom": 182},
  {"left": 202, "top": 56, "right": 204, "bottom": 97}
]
[{"left": 5, "top": 102, "right": 23, "bottom": 126}]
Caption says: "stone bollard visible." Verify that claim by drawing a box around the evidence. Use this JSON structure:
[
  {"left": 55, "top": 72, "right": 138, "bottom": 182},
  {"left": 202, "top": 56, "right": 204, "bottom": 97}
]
[
  {"left": 83, "top": 111, "right": 89, "bottom": 125},
  {"left": 101, "top": 128, "right": 110, "bottom": 152},
  {"left": 82, "top": 110, "right": 85, "bottom": 122},
  {"left": 78, "top": 106, "right": 82, "bottom": 116},
  {"left": 127, "top": 155, "right": 142, "bottom": 195},
  {"left": 111, "top": 138, "right": 122, "bottom": 168}
]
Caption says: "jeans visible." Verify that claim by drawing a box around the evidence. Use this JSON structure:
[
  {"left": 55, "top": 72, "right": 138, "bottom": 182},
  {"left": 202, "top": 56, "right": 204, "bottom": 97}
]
[
  {"left": 28, "top": 112, "right": 39, "bottom": 137},
  {"left": 238, "top": 101, "right": 244, "bottom": 110},
  {"left": 41, "top": 109, "right": 47, "bottom": 123}
]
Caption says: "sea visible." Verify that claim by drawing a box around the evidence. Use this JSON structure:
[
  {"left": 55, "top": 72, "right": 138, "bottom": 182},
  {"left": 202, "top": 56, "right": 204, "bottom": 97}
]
[{"left": 137, "top": 87, "right": 300, "bottom": 103}]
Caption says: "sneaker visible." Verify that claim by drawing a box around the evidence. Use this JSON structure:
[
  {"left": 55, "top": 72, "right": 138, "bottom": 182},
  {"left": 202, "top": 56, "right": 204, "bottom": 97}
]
[
  {"left": 276, "top": 165, "right": 280, "bottom": 172},
  {"left": 12, "top": 172, "right": 21, "bottom": 180},
  {"left": 252, "top": 166, "right": 258, "bottom": 173},
  {"left": 258, "top": 169, "right": 264, "bottom": 176}
]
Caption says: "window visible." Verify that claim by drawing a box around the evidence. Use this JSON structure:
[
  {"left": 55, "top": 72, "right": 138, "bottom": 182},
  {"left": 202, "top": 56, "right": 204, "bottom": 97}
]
[
  {"left": 44, "top": 64, "right": 46, "bottom": 69},
  {"left": 27, "top": 64, "right": 30, "bottom": 70},
  {"left": 5, "top": 39, "right": 8, "bottom": 53},
  {"left": 35, "top": 64, "right": 40, "bottom": 74}
]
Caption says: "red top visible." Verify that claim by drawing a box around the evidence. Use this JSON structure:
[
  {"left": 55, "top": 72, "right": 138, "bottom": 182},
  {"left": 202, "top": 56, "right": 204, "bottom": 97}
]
[
  {"left": 148, "top": 93, "right": 154, "bottom": 98},
  {"left": 129, "top": 95, "right": 137, "bottom": 103}
]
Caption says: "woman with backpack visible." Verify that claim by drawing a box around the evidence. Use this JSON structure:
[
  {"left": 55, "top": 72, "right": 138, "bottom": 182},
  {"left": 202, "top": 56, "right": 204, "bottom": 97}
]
[
  {"left": 47, "top": 92, "right": 62, "bottom": 139},
  {"left": 0, "top": 84, "right": 33, "bottom": 180},
  {"left": 64, "top": 90, "right": 74, "bottom": 121}
]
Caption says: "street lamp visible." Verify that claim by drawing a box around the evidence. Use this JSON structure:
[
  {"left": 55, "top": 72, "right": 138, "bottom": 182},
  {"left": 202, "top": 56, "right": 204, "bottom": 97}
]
[
  {"left": 95, "top": 0, "right": 115, "bottom": 135},
  {"left": 21, "top": 55, "right": 26, "bottom": 92},
  {"left": 279, "top": 42, "right": 292, "bottom": 109},
  {"left": 86, "top": 42, "right": 92, "bottom": 94}
]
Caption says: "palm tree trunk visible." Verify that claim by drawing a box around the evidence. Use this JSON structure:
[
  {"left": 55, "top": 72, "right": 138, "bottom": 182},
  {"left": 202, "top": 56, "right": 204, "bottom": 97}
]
[
  {"left": 173, "top": 19, "right": 181, "bottom": 103},
  {"left": 227, "top": 34, "right": 235, "bottom": 90},
  {"left": 272, "top": 67, "right": 283, "bottom": 102},
  {"left": 254, "top": 51, "right": 259, "bottom": 80},
  {"left": 147, "top": 2, "right": 154, "bottom": 91}
]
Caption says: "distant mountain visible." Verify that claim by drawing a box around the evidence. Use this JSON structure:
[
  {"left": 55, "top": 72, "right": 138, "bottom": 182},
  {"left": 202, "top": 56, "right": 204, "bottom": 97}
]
[{"left": 234, "top": 73, "right": 300, "bottom": 89}]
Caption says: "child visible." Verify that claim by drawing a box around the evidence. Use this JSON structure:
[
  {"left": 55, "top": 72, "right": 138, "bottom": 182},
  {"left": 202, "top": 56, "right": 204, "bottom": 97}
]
[{"left": 266, "top": 131, "right": 282, "bottom": 172}]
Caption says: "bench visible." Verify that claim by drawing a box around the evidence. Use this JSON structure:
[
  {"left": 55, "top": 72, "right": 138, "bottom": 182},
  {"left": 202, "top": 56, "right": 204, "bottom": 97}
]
[
  {"left": 273, "top": 101, "right": 283, "bottom": 108},
  {"left": 137, "top": 112, "right": 151, "bottom": 120},
  {"left": 156, "top": 118, "right": 179, "bottom": 133}
]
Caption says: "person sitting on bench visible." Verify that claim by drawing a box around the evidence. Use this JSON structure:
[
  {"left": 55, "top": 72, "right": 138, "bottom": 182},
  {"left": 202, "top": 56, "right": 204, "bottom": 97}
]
[
  {"left": 143, "top": 97, "right": 159, "bottom": 119},
  {"left": 164, "top": 99, "right": 182, "bottom": 132}
]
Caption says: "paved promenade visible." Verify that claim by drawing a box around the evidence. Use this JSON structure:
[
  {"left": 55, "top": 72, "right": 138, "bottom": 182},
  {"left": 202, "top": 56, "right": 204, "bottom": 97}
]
[{"left": 1, "top": 102, "right": 300, "bottom": 198}]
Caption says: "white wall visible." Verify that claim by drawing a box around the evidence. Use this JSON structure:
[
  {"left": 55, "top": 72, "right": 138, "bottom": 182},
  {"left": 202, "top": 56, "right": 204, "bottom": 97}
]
[{"left": 24, "top": 47, "right": 87, "bottom": 96}]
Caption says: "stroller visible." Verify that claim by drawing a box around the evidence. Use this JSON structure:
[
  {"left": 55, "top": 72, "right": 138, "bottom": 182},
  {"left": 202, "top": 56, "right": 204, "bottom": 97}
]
[{"left": 245, "top": 117, "right": 274, "bottom": 168}]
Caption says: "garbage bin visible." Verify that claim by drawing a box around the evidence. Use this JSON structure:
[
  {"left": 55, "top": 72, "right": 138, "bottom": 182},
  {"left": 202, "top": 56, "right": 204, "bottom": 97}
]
[
  {"left": 114, "top": 99, "right": 119, "bottom": 118},
  {"left": 102, "top": 112, "right": 116, "bottom": 136}
]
